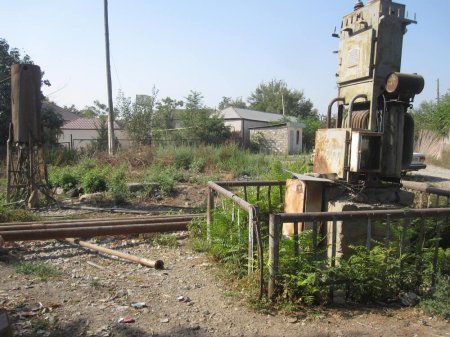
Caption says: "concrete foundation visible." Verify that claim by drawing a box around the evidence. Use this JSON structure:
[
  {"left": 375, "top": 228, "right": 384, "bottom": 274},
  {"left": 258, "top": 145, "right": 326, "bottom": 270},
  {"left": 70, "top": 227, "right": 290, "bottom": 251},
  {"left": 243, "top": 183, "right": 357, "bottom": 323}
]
[{"left": 325, "top": 185, "right": 415, "bottom": 259}]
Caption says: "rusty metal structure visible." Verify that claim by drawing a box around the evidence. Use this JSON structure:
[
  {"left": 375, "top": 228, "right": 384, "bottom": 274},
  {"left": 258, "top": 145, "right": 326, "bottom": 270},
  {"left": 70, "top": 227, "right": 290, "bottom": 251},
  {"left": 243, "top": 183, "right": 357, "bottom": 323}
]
[
  {"left": 6, "top": 64, "right": 49, "bottom": 207},
  {"left": 314, "top": 0, "right": 424, "bottom": 183}
]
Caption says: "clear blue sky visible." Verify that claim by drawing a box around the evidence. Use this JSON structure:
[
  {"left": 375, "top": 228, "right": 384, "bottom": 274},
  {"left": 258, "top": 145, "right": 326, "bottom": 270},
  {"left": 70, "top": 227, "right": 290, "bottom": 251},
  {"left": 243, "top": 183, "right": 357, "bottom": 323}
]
[{"left": 1, "top": 1, "right": 449, "bottom": 115}]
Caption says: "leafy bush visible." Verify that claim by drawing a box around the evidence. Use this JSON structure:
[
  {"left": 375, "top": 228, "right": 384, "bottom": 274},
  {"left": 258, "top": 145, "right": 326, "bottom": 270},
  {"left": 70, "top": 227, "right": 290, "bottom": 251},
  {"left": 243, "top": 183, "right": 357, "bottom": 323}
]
[
  {"left": 146, "top": 164, "right": 184, "bottom": 196},
  {"left": 108, "top": 167, "right": 129, "bottom": 204},
  {"left": 48, "top": 166, "right": 78, "bottom": 191},
  {"left": 46, "top": 146, "right": 78, "bottom": 166},
  {"left": 173, "top": 146, "right": 194, "bottom": 170},
  {"left": 420, "top": 274, "right": 450, "bottom": 320},
  {"left": 81, "top": 167, "right": 109, "bottom": 193}
]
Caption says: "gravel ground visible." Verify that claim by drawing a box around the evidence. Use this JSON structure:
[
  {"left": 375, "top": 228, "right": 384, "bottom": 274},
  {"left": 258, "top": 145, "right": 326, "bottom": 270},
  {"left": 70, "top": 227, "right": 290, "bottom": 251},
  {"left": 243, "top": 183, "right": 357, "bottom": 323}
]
[{"left": 0, "top": 233, "right": 449, "bottom": 337}]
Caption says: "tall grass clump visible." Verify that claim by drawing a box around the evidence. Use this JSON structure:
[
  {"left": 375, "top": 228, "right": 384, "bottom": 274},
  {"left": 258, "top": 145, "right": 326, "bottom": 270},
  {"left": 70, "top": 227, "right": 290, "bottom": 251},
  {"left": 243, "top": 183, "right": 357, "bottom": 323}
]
[{"left": 146, "top": 163, "right": 185, "bottom": 196}]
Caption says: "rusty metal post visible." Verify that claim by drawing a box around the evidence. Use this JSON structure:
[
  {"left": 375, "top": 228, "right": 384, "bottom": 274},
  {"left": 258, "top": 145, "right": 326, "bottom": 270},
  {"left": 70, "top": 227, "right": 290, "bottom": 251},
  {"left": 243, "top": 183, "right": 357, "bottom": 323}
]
[
  {"left": 268, "top": 214, "right": 280, "bottom": 300},
  {"left": 431, "top": 218, "right": 442, "bottom": 287},
  {"left": 5, "top": 124, "right": 12, "bottom": 203},
  {"left": 293, "top": 222, "right": 299, "bottom": 257},
  {"left": 66, "top": 238, "right": 164, "bottom": 269},
  {"left": 366, "top": 217, "right": 372, "bottom": 250},
  {"left": 312, "top": 220, "right": 318, "bottom": 250},
  {"left": 248, "top": 206, "right": 254, "bottom": 274},
  {"left": 206, "top": 187, "right": 213, "bottom": 243}
]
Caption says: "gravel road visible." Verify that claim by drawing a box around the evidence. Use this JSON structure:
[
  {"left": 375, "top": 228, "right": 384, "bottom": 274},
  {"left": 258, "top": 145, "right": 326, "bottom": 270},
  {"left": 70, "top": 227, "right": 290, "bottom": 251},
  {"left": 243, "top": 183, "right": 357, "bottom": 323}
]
[{"left": 1, "top": 233, "right": 448, "bottom": 337}]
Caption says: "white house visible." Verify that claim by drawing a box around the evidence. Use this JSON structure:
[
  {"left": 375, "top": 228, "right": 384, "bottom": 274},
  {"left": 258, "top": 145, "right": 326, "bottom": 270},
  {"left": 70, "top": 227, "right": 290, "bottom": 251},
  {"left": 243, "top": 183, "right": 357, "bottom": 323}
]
[
  {"left": 220, "top": 107, "right": 299, "bottom": 146},
  {"left": 59, "top": 117, "right": 130, "bottom": 150}
]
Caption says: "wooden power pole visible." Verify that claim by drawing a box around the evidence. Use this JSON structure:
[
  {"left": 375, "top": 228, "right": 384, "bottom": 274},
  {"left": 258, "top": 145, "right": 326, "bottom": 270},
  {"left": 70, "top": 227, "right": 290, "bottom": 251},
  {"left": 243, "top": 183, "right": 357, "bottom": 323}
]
[{"left": 104, "top": 0, "right": 115, "bottom": 155}]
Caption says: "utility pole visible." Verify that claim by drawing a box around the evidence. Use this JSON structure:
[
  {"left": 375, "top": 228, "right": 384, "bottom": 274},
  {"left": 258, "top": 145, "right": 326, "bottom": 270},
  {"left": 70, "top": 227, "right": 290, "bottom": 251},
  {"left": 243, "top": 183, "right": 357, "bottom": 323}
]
[
  {"left": 437, "top": 78, "right": 440, "bottom": 104},
  {"left": 104, "top": 0, "right": 115, "bottom": 155}
]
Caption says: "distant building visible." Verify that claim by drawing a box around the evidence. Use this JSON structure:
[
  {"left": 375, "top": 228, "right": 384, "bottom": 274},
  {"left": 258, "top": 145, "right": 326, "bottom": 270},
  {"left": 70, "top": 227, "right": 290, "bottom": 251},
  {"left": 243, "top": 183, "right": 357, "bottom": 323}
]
[
  {"left": 249, "top": 122, "right": 305, "bottom": 155},
  {"left": 220, "top": 107, "right": 302, "bottom": 149},
  {"left": 59, "top": 117, "right": 130, "bottom": 150}
]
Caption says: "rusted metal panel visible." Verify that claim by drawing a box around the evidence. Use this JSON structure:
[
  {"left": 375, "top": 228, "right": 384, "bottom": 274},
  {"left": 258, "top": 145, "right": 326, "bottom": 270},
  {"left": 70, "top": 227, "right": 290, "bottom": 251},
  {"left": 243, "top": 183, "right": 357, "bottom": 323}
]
[
  {"left": 283, "top": 179, "right": 306, "bottom": 237},
  {"left": 313, "top": 129, "right": 350, "bottom": 179}
]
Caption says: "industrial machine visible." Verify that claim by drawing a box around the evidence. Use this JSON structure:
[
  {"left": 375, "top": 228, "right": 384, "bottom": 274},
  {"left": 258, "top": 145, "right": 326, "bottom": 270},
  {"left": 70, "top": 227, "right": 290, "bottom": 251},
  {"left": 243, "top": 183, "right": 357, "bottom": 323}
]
[{"left": 313, "top": 0, "right": 424, "bottom": 184}]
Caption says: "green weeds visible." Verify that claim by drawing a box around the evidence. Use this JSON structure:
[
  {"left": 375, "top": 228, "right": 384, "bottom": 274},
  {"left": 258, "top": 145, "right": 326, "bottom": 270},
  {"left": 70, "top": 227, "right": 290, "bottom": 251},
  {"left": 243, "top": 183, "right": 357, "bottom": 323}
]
[{"left": 14, "top": 261, "right": 60, "bottom": 281}]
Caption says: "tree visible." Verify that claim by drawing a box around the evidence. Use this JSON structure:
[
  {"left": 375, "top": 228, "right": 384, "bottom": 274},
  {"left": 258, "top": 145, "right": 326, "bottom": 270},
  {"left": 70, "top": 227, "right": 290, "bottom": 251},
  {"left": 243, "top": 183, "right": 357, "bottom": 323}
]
[
  {"left": 0, "top": 38, "right": 33, "bottom": 145},
  {"left": 118, "top": 87, "right": 158, "bottom": 145},
  {"left": 0, "top": 38, "right": 55, "bottom": 146},
  {"left": 218, "top": 96, "right": 247, "bottom": 110},
  {"left": 413, "top": 90, "right": 450, "bottom": 138},
  {"left": 300, "top": 116, "right": 325, "bottom": 152},
  {"left": 153, "top": 97, "right": 183, "bottom": 130},
  {"left": 248, "top": 79, "right": 314, "bottom": 118},
  {"left": 180, "top": 91, "right": 231, "bottom": 145},
  {"left": 79, "top": 100, "right": 109, "bottom": 118},
  {"left": 41, "top": 103, "right": 64, "bottom": 145}
]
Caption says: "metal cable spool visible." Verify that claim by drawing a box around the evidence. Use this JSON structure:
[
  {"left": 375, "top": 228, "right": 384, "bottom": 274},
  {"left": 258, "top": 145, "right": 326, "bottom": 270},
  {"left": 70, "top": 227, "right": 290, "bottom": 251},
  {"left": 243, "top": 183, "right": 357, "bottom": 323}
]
[{"left": 351, "top": 110, "right": 369, "bottom": 129}]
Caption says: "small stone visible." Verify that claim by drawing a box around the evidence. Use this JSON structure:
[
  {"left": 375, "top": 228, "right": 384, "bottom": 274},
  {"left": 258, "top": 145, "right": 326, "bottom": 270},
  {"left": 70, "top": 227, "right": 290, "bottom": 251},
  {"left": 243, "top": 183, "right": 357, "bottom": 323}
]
[{"left": 160, "top": 318, "right": 169, "bottom": 323}]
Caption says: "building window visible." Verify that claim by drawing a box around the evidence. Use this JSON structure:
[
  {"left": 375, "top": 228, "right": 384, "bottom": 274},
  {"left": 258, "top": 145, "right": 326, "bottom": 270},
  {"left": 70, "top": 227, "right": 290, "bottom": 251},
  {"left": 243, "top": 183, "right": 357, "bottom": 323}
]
[{"left": 296, "top": 130, "right": 300, "bottom": 145}]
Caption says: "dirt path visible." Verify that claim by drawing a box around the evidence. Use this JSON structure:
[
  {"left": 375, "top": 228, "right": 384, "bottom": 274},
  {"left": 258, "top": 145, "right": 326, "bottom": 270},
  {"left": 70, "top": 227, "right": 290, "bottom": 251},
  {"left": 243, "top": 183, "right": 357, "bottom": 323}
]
[{"left": 1, "top": 234, "right": 448, "bottom": 337}]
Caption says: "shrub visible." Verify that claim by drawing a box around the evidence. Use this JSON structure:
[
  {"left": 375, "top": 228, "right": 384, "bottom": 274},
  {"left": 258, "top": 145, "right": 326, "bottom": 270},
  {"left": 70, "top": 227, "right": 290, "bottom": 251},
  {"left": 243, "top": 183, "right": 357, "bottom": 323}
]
[
  {"left": 173, "top": 146, "right": 194, "bottom": 170},
  {"left": 421, "top": 274, "right": 450, "bottom": 320},
  {"left": 48, "top": 166, "right": 78, "bottom": 191},
  {"left": 0, "top": 207, "right": 39, "bottom": 223},
  {"left": 146, "top": 164, "right": 185, "bottom": 196},
  {"left": 108, "top": 167, "right": 129, "bottom": 204},
  {"left": 81, "top": 167, "right": 109, "bottom": 193}
]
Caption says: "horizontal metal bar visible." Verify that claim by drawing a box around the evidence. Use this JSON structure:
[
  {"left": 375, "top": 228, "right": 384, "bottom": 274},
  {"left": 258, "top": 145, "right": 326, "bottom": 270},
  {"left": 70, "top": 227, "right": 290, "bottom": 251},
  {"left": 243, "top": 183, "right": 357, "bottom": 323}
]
[
  {"left": 0, "top": 221, "right": 188, "bottom": 241},
  {"left": 0, "top": 214, "right": 203, "bottom": 227},
  {"left": 402, "top": 181, "right": 450, "bottom": 197},
  {"left": 278, "top": 207, "right": 450, "bottom": 223},
  {"left": 207, "top": 182, "right": 253, "bottom": 211},
  {"left": 0, "top": 215, "right": 201, "bottom": 231},
  {"left": 215, "top": 180, "right": 285, "bottom": 188}
]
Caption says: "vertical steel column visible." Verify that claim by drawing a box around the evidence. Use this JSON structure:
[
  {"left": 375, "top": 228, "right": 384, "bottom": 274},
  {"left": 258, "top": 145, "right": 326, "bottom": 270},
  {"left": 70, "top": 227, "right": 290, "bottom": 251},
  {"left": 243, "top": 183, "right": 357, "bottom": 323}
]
[
  {"left": 268, "top": 214, "right": 280, "bottom": 300},
  {"left": 248, "top": 206, "right": 254, "bottom": 274}
]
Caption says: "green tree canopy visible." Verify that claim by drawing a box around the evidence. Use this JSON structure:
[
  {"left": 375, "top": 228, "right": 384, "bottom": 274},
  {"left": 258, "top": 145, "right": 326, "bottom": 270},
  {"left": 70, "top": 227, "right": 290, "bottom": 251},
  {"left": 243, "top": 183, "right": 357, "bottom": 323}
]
[
  {"left": 218, "top": 96, "right": 247, "bottom": 110},
  {"left": 116, "top": 88, "right": 158, "bottom": 146},
  {"left": 413, "top": 90, "right": 450, "bottom": 138},
  {"left": 248, "top": 79, "right": 315, "bottom": 119},
  {"left": 180, "top": 91, "right": 231, "bottom": 145},
  {"left": 0, "top": 38, "right": 56, "bottom": 145}
]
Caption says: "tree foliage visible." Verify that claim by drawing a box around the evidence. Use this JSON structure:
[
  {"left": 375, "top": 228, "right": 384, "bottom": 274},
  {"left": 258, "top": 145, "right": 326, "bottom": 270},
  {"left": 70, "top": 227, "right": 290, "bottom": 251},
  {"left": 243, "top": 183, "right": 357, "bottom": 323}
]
[
  {"left": 248, "top": 79, "right": 315, "bottom": 118},
  {"left": 41, "top": 102, "right": 64, "bottom": 145},
  {"left": 218, "top": 96, "right": 247, "bottom": 110},
  {"left": 180, "top": 91, "right": 231, "bottom": 145},
  {"left": 117, "top": 88, "right": 158, "bottom": 146},
  {"left": 0, "top": 38, "right": 57, "bottom": 146},
  {"left": 299, "top": 116, "right": 325, "bottom": 152},
  {"left": 0, "top": 38, "right": 32, "bottom": 145},
  {"left": 413, "top": 90, "right": 450, "bottom": 137}
]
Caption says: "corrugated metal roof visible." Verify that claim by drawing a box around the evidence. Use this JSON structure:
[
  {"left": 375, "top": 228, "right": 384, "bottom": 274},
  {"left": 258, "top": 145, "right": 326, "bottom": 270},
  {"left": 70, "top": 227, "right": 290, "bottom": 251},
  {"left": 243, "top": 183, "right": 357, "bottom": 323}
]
[
  {"left": 62, "top": 117, "right": 122, "bottom": 130},
  {"left": 220, "top": 107, "right": 297, "bottom": 122}
]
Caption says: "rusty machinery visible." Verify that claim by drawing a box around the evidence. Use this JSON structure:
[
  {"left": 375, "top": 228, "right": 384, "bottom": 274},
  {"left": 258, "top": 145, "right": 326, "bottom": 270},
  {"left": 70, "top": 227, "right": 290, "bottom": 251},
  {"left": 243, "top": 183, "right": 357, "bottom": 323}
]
[
  {"left": 313, "top": 0, "right": 424, "bottom": 185},
  {"left": 6, "top": 64, "right": 49, "bottom": 207}
]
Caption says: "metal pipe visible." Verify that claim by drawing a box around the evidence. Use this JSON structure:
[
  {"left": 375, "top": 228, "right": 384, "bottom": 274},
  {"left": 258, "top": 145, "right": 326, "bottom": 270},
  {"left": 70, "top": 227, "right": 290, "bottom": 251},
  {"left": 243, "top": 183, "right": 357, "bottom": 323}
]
[
  {"left": 0, "top": 221, "right": 189, "bottom": 241},
  {"left": 268, "top": 214, "right": 280, "bottom": 300},
  {"left": 65, "top": 238, "right": 164, "bottom": 269},
  {"left": 207, "top": 182, "right": 253, "bottom": 212},
  {"left": 347, "top": 94, "right": 368, "bottom": 128},
  {"left": 0, "top": 215, "right": 200, "bottom": 231},
  {"left": 278, "top": 208, "right": 450, "bottom": 222},
  {"left": 215, "top": 180, "right": 285, "bottom": 187},
  {"left": 402, "top": 181, "right": 450, "bottom": 197},
  {"left": 326, "top": 98, "right": 345, "bottom": 128}
]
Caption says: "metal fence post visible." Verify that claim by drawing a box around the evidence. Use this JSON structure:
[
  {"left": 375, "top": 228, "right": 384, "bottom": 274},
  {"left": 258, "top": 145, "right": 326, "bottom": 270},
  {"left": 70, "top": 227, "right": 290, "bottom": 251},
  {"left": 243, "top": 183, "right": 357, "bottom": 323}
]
[
  {"left": 248, "top": 207, "right": 254, "bottom": 274},
  {"left": 206, "top": 187, "right": 213, "bottom": 243},
  {"left": 268, "top": 214, "right": 280, "bottom": 300}
]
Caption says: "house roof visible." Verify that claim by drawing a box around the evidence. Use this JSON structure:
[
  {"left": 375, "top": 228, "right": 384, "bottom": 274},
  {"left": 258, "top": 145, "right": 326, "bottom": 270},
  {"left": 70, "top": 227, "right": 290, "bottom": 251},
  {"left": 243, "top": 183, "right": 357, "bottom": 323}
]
[
  {"left": 249, "top": 121, "right": 305, "bottom": 130},
  {"left": 220, "top": 107, "right": 297, "bottom": 123},
  {"left": 62, "top": 117, "right": 122, "bottom": 130},
  {"left": 42, "top": 101, "right": 79, "bottom": 122}
]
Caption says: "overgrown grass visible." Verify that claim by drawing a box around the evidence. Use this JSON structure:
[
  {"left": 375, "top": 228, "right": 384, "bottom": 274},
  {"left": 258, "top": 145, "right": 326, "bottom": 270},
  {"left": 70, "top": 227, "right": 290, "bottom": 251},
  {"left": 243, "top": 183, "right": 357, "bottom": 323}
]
[
  {"left": 150, "top": 234, "right": 178, "bottom": 248},
  {"left": 420, "top": 274, "right": 450, "bottom": 320},
  {"left": 14, "top": 261, "right": 60, "bottom": 281}
]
